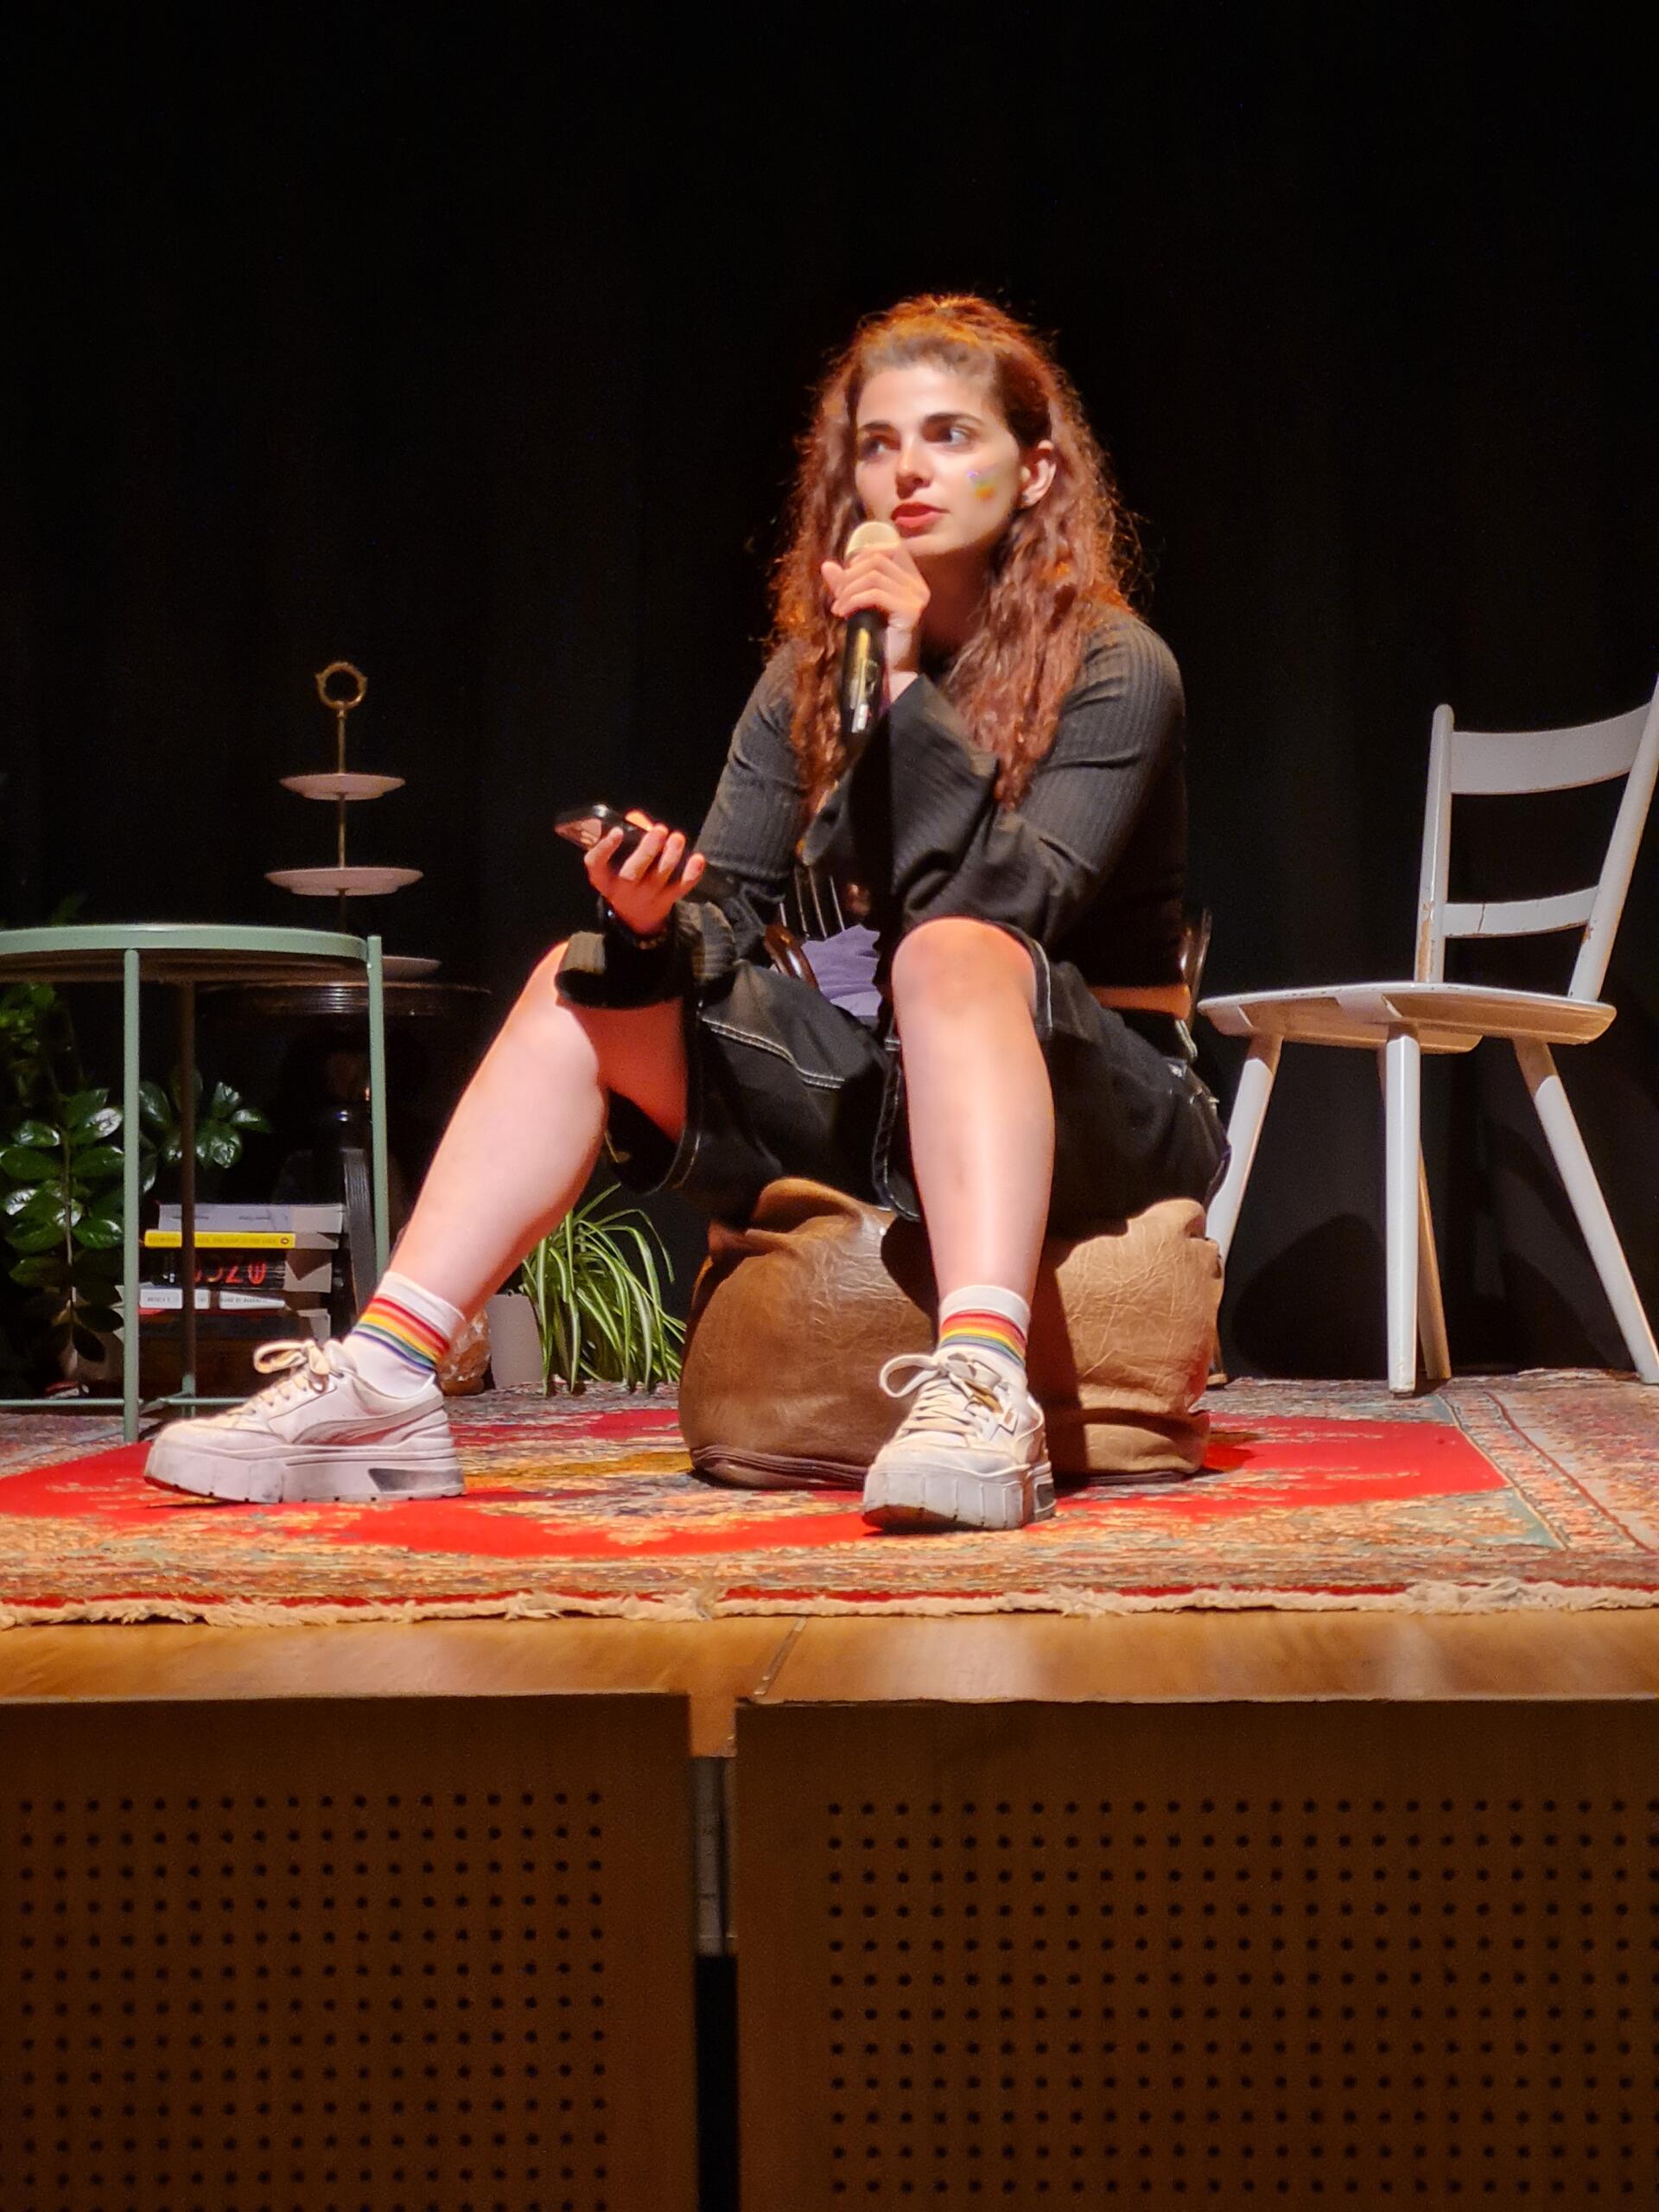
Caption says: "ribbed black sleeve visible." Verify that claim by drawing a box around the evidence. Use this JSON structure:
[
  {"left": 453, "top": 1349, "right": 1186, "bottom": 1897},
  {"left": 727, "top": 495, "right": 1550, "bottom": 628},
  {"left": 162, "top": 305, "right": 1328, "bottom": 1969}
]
[
  {"left": 802, "top": 613, "right": 1187, "bottom": 982},
  {"left": 689, "top": 650, "right": 805, "bottom": 967}
]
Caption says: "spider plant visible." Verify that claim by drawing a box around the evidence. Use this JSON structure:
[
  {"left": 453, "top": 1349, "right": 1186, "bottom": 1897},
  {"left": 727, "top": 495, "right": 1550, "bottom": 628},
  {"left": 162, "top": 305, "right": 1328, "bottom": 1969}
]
[{"left": 518, "top": 1179, "right": 683, "bottom": 1393}]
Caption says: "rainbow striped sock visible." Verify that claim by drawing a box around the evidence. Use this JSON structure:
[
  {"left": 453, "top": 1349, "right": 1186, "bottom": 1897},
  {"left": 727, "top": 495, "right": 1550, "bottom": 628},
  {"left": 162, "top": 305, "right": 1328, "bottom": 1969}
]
[
  {"left": 348, "top": 1272, "right": 464, "bottom": 1393},
  {"left": 936, "top": 1285, "right": 1031, "bottom": 1387}
]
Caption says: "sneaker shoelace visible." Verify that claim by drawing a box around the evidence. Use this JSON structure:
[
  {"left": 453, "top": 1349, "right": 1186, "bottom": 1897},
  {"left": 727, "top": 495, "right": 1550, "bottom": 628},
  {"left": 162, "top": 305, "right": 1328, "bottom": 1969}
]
[
  {"left": 878, "top": 1350, "right": 1014, "bottom": 1439},
  {"left": 224, "top": 1338, "right": 343, "bottom": 1427}
]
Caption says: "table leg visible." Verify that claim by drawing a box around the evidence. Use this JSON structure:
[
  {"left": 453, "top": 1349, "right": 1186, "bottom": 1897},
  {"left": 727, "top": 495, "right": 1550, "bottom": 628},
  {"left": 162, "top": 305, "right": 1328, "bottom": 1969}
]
[
  {"left": 122, "top": 950, "right": 141, "bottom": 1445},
  {"left": 366, "top": 934, "right": 390, "bottom": 1282},
  {"left": 179, "top": 980, "right": 197, "bottom": 1404}
]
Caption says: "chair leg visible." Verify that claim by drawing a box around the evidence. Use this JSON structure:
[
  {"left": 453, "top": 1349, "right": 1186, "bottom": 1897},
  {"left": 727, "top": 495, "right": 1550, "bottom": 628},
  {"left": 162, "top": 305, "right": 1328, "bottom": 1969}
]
[
  {"left": 1205, "top": 1035, "right": 1281, "bottom": 1263},
  {"left": 1416, "top": 1151, "right": 1452, "bottom": 1384},
  {"left": 1514, "top": 1039, "right": 1659, "bottom": 1384},
  {"left": 1381, "top": 1029, "right": 1423, "bottom": 1395},
  {"left": 1374, "top": 1056, "right": 1452, "bottom": 1385}
]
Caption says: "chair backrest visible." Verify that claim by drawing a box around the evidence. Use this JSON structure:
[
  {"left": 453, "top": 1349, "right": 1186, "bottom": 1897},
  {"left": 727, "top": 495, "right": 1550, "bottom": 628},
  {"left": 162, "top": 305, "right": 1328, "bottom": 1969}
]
[{"left": 1414, "top": 677, "right": 1659, "bottom": 998}]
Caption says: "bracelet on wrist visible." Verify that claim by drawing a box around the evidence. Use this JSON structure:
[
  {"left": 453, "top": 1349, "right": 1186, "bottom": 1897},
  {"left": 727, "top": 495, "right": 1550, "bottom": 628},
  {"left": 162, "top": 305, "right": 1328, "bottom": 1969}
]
[{"left": 600, "top": 900, "right": 670, "bottom": 952}]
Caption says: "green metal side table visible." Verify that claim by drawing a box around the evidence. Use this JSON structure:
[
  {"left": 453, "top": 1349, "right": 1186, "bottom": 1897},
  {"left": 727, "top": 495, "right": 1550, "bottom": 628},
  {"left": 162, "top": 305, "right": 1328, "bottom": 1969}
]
[{"left": 0, "top": 925, "right": 390, "bottom": 1442}]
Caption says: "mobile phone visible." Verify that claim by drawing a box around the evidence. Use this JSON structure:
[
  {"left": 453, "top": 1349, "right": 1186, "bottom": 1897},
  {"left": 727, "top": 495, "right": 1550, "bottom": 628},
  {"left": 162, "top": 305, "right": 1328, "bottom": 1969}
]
[
  {"left": 555, "top": 802, "right": 712, "bottom": 893},
  {"left": 555, "top": 803, "right": 647, "bottom": 862}
]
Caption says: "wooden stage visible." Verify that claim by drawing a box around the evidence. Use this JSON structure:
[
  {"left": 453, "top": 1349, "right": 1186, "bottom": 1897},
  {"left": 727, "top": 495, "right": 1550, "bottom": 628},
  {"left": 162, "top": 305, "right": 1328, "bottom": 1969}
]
[
  {"left": 9, "top": 1600, "right": 1659, "bottom": 1748},
  {"left": 7, "top": 1399, "right": 1659, "bottom": 2208}
]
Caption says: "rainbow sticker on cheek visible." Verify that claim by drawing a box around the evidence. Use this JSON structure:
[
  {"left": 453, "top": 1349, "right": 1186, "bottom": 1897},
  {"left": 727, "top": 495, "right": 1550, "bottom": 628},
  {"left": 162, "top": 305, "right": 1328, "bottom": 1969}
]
[{"left": 967, "top": 469, "right": 999, "bottom": 501}]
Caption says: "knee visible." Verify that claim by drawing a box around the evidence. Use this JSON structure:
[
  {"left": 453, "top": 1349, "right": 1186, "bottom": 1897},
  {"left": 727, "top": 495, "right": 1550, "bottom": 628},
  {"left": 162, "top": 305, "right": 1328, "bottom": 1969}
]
[
  {"left": 512, "top": 941, "right": 578, "bottom": 1027},
  {"left": 531, "top": 940, "right": 574, "bottom": 989},
  {"left": 891, "top": 918, "right": 1032, "bottom": 1006},
  {"left": 499, "top": 943, "right": 616, "bottom": 1083}
]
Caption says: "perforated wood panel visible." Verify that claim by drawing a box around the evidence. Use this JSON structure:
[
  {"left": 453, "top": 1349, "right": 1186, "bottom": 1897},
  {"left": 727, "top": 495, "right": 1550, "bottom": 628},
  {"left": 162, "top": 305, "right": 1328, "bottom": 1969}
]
[
  {"left": 0, "top": 1694, "right": 696, "bottom": 2212},
  {"left": 737, "top": 1700, "right": 1659, "bottom": 2203}
]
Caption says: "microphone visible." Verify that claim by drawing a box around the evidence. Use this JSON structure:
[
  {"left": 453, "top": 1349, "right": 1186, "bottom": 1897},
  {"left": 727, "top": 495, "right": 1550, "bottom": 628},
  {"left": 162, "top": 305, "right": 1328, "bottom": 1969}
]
[{"left": 839, "top": 518, "right": 901, "bottom": 743}]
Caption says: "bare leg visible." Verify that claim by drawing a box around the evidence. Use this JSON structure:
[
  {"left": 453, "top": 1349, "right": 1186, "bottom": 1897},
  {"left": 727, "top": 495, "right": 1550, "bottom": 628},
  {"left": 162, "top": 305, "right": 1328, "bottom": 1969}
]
[
  {"left": 390, "top": 943, "right": 687, "bottom": 1319},
  {"left": 862, "top": 919, "right": 1055, "bottom": 1535},
  {"left": 889, "top": 918, "right": 1053, "bottom": 1307},
  {"left": 143, "top": 948, "right": 685, "bottom": 1503}
]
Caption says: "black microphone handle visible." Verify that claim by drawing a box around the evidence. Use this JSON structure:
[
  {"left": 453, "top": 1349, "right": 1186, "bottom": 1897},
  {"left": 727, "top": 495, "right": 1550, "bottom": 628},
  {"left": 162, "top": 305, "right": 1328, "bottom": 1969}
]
[{"left": 841, "top": 608, "right": 887, "bottom": 743}]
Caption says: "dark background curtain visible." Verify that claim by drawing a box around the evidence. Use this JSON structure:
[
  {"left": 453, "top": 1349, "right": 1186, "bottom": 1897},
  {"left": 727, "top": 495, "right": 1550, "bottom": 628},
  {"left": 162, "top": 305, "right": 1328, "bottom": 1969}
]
[{"left": 3, "top": 8, "right": 1654, "bottom": 1373}]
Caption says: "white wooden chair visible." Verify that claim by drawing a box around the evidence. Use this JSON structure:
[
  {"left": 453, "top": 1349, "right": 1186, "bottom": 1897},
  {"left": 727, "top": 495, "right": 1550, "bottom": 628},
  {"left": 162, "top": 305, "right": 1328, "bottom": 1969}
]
[{"left": 1199, "top": 681, "right": 1659, "bottom": 1393}]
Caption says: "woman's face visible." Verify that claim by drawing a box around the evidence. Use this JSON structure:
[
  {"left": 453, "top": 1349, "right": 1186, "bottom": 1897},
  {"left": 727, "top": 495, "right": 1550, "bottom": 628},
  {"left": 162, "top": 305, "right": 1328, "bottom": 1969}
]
[{"left": 852, "top": 359, "right": 1054, "bottom": 563}]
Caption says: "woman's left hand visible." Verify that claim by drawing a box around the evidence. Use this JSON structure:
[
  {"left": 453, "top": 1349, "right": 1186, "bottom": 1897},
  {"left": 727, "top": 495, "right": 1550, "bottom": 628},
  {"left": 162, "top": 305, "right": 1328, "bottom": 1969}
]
[{"left": 820, "top": 542, "right": 930, "bottom": 678}]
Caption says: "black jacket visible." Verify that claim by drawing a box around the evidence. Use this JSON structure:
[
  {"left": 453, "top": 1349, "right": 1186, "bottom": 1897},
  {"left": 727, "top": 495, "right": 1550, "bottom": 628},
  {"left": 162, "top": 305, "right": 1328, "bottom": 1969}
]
[{"left": 562, "top": 609, "right": 1187, "bottom": 1009}]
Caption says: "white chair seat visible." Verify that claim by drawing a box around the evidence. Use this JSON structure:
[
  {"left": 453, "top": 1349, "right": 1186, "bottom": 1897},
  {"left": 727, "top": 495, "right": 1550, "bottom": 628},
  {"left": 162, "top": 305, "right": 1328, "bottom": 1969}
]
[
  {"left": 1201, "top": 680, "right": 1658, "bottom": 1392},
  {"left": 1199, "top": 980, "right": 1614, "bottom": 1053}
]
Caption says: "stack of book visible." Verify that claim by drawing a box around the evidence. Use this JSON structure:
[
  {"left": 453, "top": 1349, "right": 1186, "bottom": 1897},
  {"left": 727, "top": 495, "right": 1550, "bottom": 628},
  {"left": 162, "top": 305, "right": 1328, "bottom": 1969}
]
[{"left": 140, "top": 1203, "right": 345, "bottom": 1348}]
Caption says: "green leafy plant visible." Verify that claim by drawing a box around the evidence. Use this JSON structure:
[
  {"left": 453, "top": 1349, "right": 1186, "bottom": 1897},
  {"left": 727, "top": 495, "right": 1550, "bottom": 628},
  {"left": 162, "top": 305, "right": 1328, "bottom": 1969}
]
[
  {"left": 0, "top": 899, "right": 86, "bottom": 1122},
  {"left": 518, "top": 1180, "right": 683, "bottom": 1393},
  {"left": 0, "top": 981, "right": 82, "bottom": 1121},
  {"left": 0, "top": 906, "right": 274, "bottom": 1378},
  {"left": 140, "top": 1070, "right": 272, "bottom": 1187},
  {"left": 1, "top": 1092, "right": 127, "bottom": 1371},
  {"left": 1, "top": 906, "right": 105, "bottom": 1377}
]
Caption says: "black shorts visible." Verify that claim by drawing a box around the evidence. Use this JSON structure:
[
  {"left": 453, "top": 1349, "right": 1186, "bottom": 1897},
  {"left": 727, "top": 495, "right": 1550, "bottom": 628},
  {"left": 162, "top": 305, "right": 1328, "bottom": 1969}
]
[{"left": 600, "top": 931, "right": 1229, "bottom": 1235}]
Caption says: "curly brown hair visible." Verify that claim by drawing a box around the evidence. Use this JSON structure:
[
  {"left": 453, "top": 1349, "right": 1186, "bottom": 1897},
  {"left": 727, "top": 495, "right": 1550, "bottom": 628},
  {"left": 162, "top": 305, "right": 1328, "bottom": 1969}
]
[{"left": 769, "top": 294, "right": 1138, "bottom": 813}]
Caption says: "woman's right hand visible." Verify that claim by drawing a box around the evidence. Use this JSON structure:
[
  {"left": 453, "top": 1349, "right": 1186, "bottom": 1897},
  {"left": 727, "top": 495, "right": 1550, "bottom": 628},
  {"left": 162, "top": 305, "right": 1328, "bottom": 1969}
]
[{"left": 587, "top": 810, "right": 707, "bottom": 939}]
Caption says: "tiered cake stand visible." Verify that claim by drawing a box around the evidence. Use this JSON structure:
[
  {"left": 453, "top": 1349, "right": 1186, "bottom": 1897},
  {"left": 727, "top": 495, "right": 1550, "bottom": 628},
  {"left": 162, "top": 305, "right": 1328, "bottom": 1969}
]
[{"left": 268, "top": 660, "right": 423, "bottom": 950}]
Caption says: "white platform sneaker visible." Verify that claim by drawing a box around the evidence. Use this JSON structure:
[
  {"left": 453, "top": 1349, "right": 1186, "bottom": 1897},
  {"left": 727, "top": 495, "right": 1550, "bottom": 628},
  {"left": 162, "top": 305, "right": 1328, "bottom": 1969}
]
[
  {"left": 145, "top": 1338, "right": 465, "bottom": 1504},
  {"left": 861, "top": 1350, "right": 1055, "bottom": 1533}
]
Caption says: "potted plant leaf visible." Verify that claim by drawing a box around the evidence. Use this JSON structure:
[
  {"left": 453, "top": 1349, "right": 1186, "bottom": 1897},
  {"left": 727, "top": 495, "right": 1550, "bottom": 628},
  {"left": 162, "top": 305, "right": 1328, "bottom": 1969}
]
[
  {"left": 139, "top": 1071, "right": 272, "bottom": 1199},
  {"left": 0, "top": 1041, "right": 273, "bottom": 1386},
  {"left": 1, "top": 1090, "right": 127, "bottom": 1381},
  {"left": 518, "top": 1179, "right": 683, "bottom": 1393}
]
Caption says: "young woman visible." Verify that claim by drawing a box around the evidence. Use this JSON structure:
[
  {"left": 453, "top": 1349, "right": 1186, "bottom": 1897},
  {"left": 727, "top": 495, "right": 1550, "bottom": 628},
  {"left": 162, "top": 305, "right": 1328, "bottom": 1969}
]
[{"left": 147, "top": 295, "right": 1226, "bottom": 1532}]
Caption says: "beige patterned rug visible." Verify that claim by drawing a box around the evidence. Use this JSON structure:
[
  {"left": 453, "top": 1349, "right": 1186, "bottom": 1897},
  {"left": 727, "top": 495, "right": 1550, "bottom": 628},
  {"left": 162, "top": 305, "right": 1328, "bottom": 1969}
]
[{"left": 1, "top": 1371, "right": 1656, "bottom": 1624}]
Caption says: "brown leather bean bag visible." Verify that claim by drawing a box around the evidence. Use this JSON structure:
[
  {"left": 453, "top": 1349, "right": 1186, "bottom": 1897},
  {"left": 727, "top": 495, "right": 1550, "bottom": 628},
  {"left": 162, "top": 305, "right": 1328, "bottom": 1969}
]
[{"left": 679, "top": 1178, "right": 1222, "bottom": 1488}]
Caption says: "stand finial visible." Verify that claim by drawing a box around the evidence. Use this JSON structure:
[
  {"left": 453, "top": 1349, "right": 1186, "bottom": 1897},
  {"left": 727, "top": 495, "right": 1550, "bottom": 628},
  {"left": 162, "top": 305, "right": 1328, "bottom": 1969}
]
[{"left": 315, "top": 660, "right": 367, "bottom": 779}]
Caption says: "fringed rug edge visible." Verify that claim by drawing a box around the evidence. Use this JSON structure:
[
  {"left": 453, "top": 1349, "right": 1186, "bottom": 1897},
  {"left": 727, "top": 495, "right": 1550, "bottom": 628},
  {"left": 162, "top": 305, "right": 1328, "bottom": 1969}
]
[{"left": 5, "top": 1574, "right": 1659, "bottom": 1630}]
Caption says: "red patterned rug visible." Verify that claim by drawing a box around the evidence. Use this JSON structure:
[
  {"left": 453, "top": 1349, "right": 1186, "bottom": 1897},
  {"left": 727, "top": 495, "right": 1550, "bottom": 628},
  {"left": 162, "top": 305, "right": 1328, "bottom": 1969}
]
[{"left": 1, "top": 1372, "right": 1656, "bottom": 1624}]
